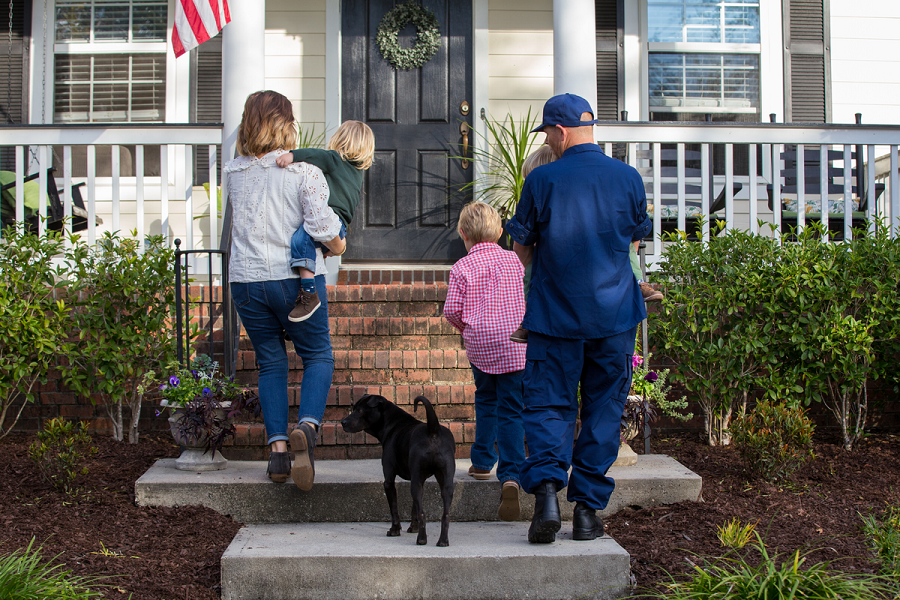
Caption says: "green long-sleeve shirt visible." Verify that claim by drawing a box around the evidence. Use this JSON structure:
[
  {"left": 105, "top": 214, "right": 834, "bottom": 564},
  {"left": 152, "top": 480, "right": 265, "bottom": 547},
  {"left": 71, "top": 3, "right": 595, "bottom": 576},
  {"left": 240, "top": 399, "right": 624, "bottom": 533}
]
[{"left": 290, "top": 148, "right": 364, "bottom": 227}]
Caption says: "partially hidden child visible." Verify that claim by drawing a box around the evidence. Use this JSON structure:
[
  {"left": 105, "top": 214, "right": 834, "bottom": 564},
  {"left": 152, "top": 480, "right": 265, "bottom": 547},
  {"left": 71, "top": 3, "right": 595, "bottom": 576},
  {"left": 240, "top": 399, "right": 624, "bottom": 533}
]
[
  {"left": 275, "top": 120, "right": 375, "bottom": 322},
  {"left": 443, "top": 201, "right": 527, "bottom": 522},
  {"left": 509, "top": 145, "right": 664, "bottom": 344}
]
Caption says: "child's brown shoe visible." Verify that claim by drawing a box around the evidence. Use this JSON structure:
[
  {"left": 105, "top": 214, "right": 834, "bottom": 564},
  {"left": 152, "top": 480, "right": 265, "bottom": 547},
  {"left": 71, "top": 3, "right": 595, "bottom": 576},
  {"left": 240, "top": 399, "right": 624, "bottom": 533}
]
[
  {"left": 498, "top": 481, "right": 521, "bottom": 521},
  {"left": 639, "top": 282, "right": 664, "bottom": 303},
  {"left": 288, "top": 289, "right": 321, "bottom": 322},
  {"left": 468, "top": 465, "right": 492, "bottom": 480},
  {"left": 509, "top": 327, "right": 529, "bottom": 343}
]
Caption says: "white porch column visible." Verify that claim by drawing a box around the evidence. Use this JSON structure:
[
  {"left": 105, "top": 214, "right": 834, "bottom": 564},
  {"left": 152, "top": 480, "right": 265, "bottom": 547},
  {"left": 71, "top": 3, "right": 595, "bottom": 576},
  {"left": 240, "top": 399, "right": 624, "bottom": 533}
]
[
  {"left": 222, "top": 0, "right": 267, "bottom": 167},
  {"left": 552, "top": 0, "right": 598, "bottom": 110}
]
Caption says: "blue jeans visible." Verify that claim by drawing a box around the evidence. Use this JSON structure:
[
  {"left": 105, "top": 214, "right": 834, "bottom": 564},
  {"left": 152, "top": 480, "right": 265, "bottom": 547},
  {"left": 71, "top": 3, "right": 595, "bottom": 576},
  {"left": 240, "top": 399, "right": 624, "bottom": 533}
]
[
  {"left": 290, "top": 220, "right": 347, "bottom": 272},
  {"left": 470, "top": 365, "right": 526, "bottom": 485},
  {"left": 230, "top": 276, "right": 334, "bottom": 446},
  {"left": 519, "top": 327, "right": 636, "bottom": 510}
]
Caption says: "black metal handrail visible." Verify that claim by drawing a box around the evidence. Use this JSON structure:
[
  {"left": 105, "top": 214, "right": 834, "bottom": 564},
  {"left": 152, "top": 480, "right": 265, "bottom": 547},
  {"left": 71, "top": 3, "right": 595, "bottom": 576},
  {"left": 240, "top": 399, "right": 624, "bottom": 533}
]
[{"left": 173, "top": 240, "right": 235, "bottom": 377}]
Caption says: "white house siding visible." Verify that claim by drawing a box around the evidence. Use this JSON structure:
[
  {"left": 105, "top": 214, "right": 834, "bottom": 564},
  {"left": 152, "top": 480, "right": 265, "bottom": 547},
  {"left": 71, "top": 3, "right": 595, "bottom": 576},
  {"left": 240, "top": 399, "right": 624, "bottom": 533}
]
[
  {"left": 830, "top": 0, "right": 900, "bottom": 126},
  {"left": 487, "top": 0, "right": 553, "bottom": 122},
  {"left": 265, "top": 0, "right": 328, "bottom": 136}
]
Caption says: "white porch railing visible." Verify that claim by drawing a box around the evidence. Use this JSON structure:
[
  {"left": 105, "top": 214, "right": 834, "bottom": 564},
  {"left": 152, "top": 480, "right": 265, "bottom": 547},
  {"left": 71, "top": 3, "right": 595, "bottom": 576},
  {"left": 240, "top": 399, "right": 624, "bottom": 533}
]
[
  {"left": 2, "top": 122, "right": 899, "bottom": 272},
  {"left": 593, "top": 121, "right": 900, "bottom": 267},
  {"left": 0, "top": 124, "right": 223, "bottom": 254}
]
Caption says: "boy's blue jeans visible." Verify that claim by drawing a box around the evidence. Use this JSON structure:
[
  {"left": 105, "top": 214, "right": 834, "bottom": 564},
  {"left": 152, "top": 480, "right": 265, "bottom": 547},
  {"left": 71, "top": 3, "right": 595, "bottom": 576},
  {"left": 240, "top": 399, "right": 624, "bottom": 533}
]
[
  {"left": 470, "top": 365, "right": 526, "bottom": 485},
  {"left": 290, "top": 220, "right": 347, "bottom": 272}
]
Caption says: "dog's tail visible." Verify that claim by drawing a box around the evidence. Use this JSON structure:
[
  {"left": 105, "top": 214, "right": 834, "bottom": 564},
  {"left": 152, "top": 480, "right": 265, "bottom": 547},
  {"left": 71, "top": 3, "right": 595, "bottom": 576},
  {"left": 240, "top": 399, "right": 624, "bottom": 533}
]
[{"left": 413, "top": 396, "right": 440, "bottom": 437}]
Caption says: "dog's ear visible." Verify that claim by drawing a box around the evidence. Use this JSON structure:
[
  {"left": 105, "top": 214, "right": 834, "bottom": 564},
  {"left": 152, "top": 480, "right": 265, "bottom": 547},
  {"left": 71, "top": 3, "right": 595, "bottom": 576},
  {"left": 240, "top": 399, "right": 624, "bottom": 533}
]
[{"left": 366, "top": 394, "right": 383, "bottom": 408}]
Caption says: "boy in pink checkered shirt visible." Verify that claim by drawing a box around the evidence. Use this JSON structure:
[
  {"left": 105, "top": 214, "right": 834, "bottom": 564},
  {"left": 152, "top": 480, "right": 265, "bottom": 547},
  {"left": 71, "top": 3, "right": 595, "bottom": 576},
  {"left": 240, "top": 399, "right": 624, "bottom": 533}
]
[{"left": 443, "top": 201, "right": 526, "bottom": 522}]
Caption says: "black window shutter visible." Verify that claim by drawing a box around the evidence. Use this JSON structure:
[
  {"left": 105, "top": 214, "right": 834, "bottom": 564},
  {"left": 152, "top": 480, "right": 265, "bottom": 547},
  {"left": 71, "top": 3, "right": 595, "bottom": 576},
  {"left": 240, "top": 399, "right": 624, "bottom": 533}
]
[
  {"left": 595, "top": 0, "right": 622, "bottom": 121},
  {"left": 783, "top": 0, "right": 831, "bottom": 123},
  {"left": 191, "top": 37, "right": 222, "bottom": 185},
  {"left": 0, "top": 0, "right": 32, "bottom": 170}
]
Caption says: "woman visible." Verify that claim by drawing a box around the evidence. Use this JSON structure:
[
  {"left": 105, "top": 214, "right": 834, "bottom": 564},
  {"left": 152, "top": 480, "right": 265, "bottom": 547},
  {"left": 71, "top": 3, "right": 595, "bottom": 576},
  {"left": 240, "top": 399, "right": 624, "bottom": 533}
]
[{"left": 225, "top": 90, "right": 345, "bottom": 488}]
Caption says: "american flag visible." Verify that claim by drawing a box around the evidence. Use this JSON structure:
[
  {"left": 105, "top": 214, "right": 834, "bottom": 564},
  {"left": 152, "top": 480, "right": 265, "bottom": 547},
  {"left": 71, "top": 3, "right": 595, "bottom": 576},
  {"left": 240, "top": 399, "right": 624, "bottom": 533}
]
[{"left": 172, "top": 0, "right": 231, "bottom": 58}]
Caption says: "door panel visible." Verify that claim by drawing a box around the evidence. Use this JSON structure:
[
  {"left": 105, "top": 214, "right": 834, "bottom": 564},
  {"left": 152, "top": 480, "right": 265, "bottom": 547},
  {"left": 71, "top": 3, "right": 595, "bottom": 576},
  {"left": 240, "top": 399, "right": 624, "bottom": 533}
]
[{"left": 342, "top": 0, "right": 472, "bottom": 263}]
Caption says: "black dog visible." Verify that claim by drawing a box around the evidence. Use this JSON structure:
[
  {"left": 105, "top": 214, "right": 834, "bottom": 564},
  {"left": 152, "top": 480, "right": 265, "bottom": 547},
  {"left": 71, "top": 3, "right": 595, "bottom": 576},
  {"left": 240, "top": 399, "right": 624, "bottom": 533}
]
[{"left": 341, "top": 394, "right": 456, "bottom": 546}]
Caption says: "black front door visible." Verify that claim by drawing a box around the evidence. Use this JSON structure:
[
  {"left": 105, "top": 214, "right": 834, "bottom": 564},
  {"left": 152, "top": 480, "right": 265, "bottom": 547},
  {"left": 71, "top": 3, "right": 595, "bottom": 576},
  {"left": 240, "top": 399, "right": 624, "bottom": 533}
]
[{"left": 341, "top": 0, "right": 472, "bottom": 263}]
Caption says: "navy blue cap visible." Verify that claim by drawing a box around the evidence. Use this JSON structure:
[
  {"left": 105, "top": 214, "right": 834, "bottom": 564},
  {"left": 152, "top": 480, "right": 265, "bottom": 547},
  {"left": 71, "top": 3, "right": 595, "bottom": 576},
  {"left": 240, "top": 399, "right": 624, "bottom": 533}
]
[{"left": 531, "top": 93, "right": 598, "bottom": 133}]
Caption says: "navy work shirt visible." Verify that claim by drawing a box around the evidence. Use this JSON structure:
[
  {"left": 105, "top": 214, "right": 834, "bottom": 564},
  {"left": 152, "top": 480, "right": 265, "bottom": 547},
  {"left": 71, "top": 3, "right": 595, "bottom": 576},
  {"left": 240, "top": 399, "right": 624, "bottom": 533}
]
[{"left": 505, "top": 143, "right": 652, "bottom": 339}]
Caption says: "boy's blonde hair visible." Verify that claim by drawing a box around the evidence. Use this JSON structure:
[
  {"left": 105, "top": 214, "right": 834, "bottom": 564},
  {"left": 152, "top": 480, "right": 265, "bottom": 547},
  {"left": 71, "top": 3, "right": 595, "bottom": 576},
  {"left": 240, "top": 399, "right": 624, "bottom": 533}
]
[
  {"left": 458, "top": 201, "right": 502, "bottom": 245},
  {"left": 327, "top": 120, "right": 376, "bottom": 170},
  {"left": 236, "top": 91, "right": 297, "bottom": 157},
  {"left": 522, "top": 145, "right": 557, "bottom": 178}
]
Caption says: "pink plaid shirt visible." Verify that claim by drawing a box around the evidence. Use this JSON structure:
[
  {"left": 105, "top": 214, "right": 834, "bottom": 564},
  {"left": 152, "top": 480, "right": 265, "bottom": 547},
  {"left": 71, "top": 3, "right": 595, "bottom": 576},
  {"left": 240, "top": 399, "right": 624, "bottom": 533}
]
[{"left": 443, "top": 242, "right": 526, "bottom": 374}]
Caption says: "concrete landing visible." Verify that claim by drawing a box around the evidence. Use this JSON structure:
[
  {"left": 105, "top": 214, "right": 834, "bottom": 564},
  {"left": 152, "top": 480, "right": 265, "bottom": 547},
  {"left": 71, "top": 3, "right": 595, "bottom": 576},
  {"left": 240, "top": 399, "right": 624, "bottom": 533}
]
[
  {"left": 136, "top": 455, "right": 700, "bottom": 524},
  {"left": 220, "top": 521, "right": 631, "bottom": 600}
]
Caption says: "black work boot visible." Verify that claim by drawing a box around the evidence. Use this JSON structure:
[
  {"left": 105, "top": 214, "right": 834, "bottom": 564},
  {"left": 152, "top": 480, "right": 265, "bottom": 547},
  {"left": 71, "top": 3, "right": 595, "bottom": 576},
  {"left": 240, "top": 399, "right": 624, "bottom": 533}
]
[
  {"left": 528, "top": 481, "right": 561, "bottom": 543},
  {"left": 573, "top": 501, "right": 604, "bottom": 540}
]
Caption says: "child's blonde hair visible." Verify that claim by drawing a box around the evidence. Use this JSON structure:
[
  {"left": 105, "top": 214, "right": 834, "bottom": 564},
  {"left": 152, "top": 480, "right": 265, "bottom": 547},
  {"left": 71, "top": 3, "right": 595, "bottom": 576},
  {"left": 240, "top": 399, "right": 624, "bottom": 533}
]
[
  {"left": 236, "top": 91, "right": 297, "bottom": 157},
  {"left": 522, "top": 145, "right": 557, "bottom": 178},
  {"left": 458, "top": 201, "right": 502, "bottom": 245},
  {"left": 327, "top": 120, "right": 375, "bottom": 170}
]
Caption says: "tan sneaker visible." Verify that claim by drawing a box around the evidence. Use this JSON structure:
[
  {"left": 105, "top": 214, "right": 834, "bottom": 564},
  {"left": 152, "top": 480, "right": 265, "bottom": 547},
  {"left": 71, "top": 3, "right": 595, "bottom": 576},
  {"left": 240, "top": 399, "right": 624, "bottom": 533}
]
[
  {"left": 288, "top": 289, "right": 321, "bottom": 322},
  {"left": 468, "top": 465, "right": 492, "bottom": 480},
  {"left": 498, "top": 481, "right": 521, "bottom": 521},
  {"left": 509, "top": 327, "right": 529, "bottom": 343},
  {"left": 640, "top": 282, "right": 664, "bottom": 303}
]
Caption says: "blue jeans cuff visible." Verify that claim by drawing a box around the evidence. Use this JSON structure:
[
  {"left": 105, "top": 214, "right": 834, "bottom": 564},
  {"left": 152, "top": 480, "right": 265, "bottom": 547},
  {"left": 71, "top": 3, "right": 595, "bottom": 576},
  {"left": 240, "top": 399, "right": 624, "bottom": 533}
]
[
  {"left": 267, "top": 433, "right": 289, "bottom": 445},
  {"left": 290, "top": 258, "right": 316, "bottom": 272},
  {"left": 299, "top": 416, "right": 320, "bottom": 428}
]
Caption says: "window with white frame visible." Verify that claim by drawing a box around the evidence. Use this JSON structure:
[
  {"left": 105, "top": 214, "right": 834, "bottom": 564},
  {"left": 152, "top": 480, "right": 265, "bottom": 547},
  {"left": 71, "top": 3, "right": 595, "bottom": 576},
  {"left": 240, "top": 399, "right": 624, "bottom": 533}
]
[
  {"left": 646, "top": 0, "right": 762, "bottom": 176},
  {"left": 647, "top": 0, "right": 760, "bottom": 114},
  {"left": 53, "top": 0, "right": 167, "bottom": 123}
]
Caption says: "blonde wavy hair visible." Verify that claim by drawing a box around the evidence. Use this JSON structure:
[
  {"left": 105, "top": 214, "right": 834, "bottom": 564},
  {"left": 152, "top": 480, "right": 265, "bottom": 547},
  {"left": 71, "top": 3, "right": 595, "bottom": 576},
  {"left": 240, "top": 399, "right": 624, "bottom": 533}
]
[
  {"left": 458, "top": 201, "right": 502, "bottom": 245},
  {"left": 236, "top": 91, "right": 298, "bottom": 157},
  {"left": 327, "top": 120, "right": 376, "bottom": 170},
  {"left": 522, "top": 145, "right": 558, "bottom": 178}
]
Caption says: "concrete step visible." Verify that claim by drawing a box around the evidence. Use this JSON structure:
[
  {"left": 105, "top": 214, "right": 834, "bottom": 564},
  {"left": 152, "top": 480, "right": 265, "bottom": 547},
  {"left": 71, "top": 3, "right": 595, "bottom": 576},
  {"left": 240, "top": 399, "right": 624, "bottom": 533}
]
[
  {"left": 136, "top": 455, "right": 700, "bottom": 524},
  {"left": 220, "top": 521, "right": 631, "bottom": 600}
]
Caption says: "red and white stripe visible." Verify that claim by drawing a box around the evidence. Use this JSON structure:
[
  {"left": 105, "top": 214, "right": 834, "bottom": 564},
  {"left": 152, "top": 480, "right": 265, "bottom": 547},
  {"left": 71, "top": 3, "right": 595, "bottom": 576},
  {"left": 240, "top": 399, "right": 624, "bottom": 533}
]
[{"left": 172, "top": 0, "right": 231, "bottom": 58}]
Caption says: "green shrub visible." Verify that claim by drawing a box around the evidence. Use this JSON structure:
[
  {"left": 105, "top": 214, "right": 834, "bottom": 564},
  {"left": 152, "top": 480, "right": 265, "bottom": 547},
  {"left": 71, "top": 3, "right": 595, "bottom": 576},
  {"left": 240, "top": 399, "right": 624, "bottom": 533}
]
[
  {"left": 28, "top": 417, "right": 98, "bottom": 495},
  {"left": 729, "top": 399, "right": 814, "bottom": 482},
  {"left": 716, "top": 517, "right": 757, "bottom": 549},
  {"left": 862, "top": 505, "right": 900, "bottom": 580},
  {"left": 62, "top": 231, "right": 177, "bottom": 443},
  {"left": 0, "top": 538, "right": 105, "bottom": 599},
  {"left": 0, "top": 225, "right": 72, "bottom": 438},
  {"left": 637, "top": 532, "right": 895, "bottom": 600}
]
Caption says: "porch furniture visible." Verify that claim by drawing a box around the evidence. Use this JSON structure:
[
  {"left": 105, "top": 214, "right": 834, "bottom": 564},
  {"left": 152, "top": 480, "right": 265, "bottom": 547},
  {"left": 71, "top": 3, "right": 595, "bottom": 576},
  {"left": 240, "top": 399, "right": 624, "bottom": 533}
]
[
  {"left": 766, "top": 147, "right": 885, "bottom": 239},
  {"left": 636, "top": 147, "right": 742, "bottom": 237},
  {"left": 0, "top": 168, "right": 97, "bottom": 233}
]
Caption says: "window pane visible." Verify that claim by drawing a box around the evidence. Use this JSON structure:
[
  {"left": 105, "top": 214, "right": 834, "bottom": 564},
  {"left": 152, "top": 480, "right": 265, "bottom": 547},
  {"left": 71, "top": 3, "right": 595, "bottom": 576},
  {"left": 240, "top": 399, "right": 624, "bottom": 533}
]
[
  {"left": 93, "top": 1, "right": 129, "bottom": 41},
  {"left": 54, "top": 54, "right": 166, "bottom": 123},
  {"left": 649, "top": 0, "right": 760, "bottom": 44},
  {"left": 55, "top": 3, "right": 91, "bottom": 42},
  {"left": 650, "top": 53, "right": 759, "bottom": 108},
  {"left": 133, "top": 3, "right": 167, "bottom": 40}
]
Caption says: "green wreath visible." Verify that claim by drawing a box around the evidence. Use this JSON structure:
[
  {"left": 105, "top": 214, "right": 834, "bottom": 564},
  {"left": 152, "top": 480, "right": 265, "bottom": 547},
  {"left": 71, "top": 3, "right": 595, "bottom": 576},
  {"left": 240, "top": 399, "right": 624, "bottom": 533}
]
[{"left": 376, "top": 2, "right": 441, "bottom": 71}]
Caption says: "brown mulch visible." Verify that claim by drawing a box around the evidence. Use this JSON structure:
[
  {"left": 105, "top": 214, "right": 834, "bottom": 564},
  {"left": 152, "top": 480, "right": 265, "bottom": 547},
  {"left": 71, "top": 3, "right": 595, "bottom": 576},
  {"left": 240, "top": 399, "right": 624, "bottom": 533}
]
[{"left": 0, "top": 429, "right": 898, "bottom": 599}]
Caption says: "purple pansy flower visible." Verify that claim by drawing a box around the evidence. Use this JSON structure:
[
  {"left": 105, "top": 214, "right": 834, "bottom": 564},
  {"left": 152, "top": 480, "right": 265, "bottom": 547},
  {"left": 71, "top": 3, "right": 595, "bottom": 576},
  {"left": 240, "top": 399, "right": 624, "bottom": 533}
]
[
  {"left": 159, "top": 384, "right": 168, "bottom": 391},
  {"left": 202, "top": 387, "right": 211, "bottom": 396},
  {"left": 644, "top": 371, "right": 658, "bottom": 383},
  {"left": 169, "top": 375, "right": 180, "bottom": 386}
]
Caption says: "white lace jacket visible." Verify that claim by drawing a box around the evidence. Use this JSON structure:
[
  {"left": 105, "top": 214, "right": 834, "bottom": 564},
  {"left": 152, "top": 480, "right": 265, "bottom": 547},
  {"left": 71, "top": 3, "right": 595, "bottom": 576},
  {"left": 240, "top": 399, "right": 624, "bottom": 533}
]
[{"left": 225, "top": 150, "right": 342, "bottom": 283}]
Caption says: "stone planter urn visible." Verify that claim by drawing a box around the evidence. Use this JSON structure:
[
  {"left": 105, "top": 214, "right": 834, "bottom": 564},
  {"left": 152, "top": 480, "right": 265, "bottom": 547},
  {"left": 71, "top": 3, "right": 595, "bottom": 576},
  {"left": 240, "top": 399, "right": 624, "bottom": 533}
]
[
  {"left": 613, "top": 395, "right": 643, "bottom": 467},
  {"left": 167, "top": 405, "right": 232, "bottom": 471}
]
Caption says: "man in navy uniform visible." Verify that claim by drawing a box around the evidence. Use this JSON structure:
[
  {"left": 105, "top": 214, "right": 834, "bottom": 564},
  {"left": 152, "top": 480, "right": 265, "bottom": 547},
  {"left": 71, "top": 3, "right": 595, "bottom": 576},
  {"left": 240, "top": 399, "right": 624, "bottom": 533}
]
[{"left": 505, "top": 93, "right": 652, "bottom": 543}]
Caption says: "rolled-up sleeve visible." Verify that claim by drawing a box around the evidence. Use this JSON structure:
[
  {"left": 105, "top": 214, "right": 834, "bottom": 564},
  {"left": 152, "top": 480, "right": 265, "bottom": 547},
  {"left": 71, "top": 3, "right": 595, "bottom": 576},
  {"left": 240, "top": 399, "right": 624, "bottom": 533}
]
[
  {"left": 297, "top": 163, "right": 342, "bottom": 242},
  {"left": 505, "top": 181, "right": 539, "bottom": 246},
  {"left": 631, "top": 179, "right": 652, "bottom": 241}
]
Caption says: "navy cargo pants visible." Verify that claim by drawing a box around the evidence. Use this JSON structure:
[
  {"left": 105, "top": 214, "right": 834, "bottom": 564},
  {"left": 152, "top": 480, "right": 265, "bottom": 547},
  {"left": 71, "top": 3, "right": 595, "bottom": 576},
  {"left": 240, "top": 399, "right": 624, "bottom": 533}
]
[{"left": 519, "top": 326, "right": 636, "bottom": 510}]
